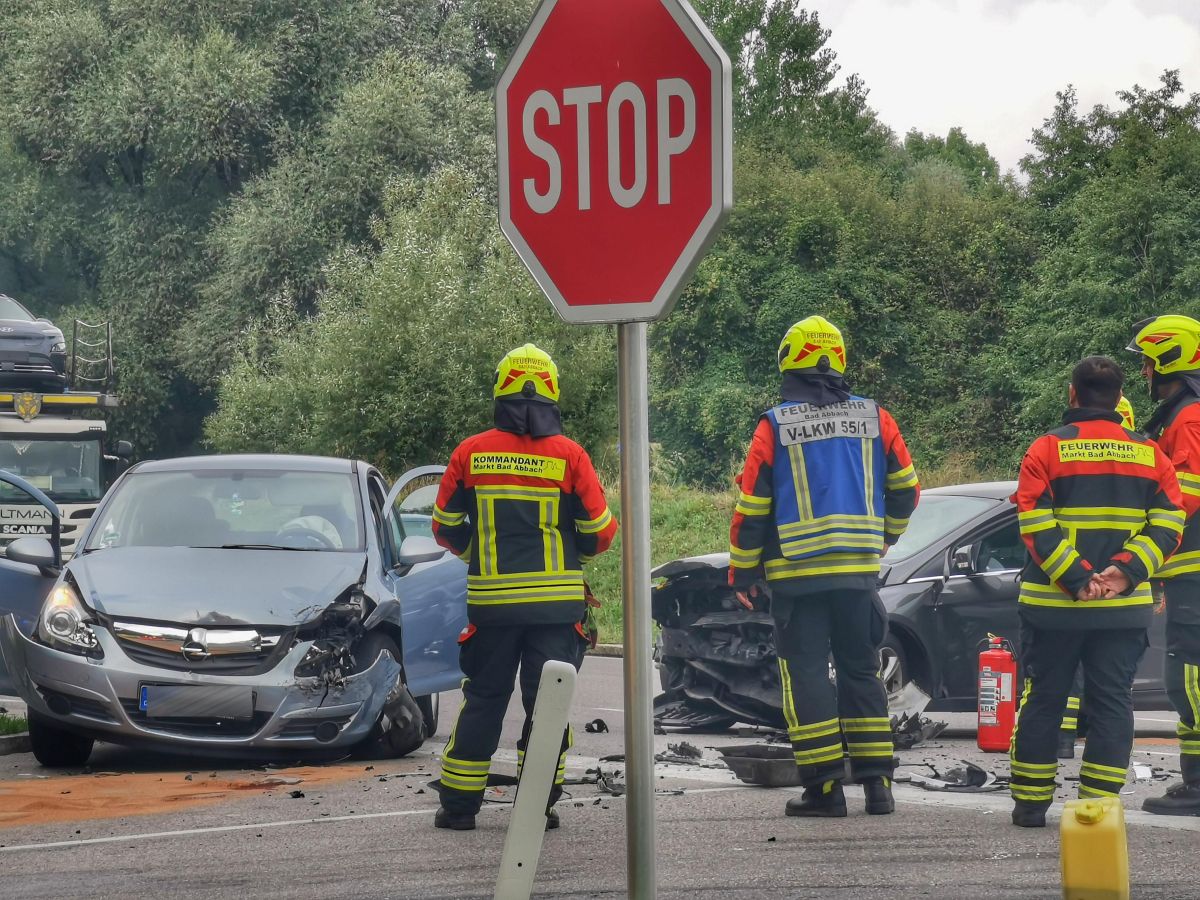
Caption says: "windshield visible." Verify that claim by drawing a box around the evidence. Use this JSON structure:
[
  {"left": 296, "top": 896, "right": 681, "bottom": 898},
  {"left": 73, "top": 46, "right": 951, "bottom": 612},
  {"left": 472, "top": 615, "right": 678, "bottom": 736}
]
[
  {"left": 884, "top": 494, "right": 999, "bottom": 563},
  {"left": 0, "top": 296, "right": 33, "bottom": 322},
  {"left": 86, "top": 469, "right": 364, "bottom": 552},
  {"left": 0, "top": 438, "right": 102, "bottom": 503}
]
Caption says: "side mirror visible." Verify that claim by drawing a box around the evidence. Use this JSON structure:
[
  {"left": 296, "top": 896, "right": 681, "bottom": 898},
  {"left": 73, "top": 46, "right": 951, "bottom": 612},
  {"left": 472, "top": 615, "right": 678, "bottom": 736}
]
[
  {"left": 5, "top": 537, "right": 60, "bottom": 576},
  {"left": 114, "top": 441, "right": 133, "bottom": 460},
  {"left": 952, "top": 544, "right": 979, "bottom": 574},
  {"left": 396, "top": 535, "right": 447, "bottom": 569},
  {"left": 0, "top": 471, "right": 62, "bottom": 572}
]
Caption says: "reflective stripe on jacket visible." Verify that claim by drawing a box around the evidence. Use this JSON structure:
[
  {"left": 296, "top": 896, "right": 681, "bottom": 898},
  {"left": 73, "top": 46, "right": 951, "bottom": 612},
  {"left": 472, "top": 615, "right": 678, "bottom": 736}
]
[
  {"left": 432, "top": 429, "right": 617, "bottom": 625},
  {"left": 729, "top": 397, "right": 919, "bottom": 590},
  {"left": 1016, "top": 409, "right": 1184, "bottom": 630}
]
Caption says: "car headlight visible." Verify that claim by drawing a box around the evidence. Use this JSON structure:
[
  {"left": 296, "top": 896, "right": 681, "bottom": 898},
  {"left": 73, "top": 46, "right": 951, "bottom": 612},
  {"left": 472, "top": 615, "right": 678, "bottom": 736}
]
[
  {"left": 38, "top": 583, "right": 102, "bottom": 656},
  {"left": 49, "top": 340, "right": 66, "bottom": 354}
]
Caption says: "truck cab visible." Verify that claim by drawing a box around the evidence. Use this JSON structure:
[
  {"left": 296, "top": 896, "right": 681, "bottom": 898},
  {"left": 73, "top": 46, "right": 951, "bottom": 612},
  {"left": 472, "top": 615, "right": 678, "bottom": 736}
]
[{"left": 0, "top": 391, "right": 123, "bottom": 557}]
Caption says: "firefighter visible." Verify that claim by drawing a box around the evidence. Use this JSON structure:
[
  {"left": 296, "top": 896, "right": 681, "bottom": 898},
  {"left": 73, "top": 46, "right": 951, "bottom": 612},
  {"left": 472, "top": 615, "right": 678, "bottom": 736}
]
[
  {"left": 729, "top": 316, "right": 919, "bottom": 817},
  {"left": 1058, "top": 392, "right": 1138, "bottom": 761},
  {"left": 1010, "top": 356, "right": 1184, "bottom": 827},
  {"left": 1128, "top": 315, "right": 1200, "bottom": 815},
  {"left": 430, "top": 344, "right": 618, "bottom": 831}
]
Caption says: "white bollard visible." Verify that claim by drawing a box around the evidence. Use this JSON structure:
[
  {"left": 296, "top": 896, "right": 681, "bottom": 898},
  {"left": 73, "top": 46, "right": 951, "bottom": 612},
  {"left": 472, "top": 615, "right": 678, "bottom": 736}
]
[{"left": 494, "top": 659, "right": 577, "bottom": 900}]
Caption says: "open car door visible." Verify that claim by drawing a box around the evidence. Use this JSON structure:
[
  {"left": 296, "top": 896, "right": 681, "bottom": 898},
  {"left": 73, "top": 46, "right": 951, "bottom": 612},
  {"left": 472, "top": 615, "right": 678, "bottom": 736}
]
[
  {"left": 0, "top": 471, "right": 62, "bottom": 692},
  {"left": 382, "top": 465, "right": 468, "bottom": 698}
]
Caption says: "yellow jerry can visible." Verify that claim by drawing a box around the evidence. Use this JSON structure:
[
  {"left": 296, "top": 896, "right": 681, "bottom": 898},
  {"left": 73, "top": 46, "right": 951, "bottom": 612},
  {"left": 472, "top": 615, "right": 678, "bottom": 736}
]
[{"left": 1060, "top": 797, "right": 1130, "bottom": 900}]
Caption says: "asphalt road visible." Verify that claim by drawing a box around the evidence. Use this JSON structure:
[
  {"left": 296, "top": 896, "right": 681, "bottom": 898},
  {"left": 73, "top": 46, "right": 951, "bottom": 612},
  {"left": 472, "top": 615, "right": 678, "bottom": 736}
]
[{"left": 1, "top": 656, "right": 1197, "bottom": 899}]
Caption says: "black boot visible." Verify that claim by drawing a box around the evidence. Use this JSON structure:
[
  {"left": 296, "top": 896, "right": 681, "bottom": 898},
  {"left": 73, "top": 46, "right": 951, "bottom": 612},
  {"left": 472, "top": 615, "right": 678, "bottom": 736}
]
[
  {"left": 1142, "top": 782, "right": 1200, "bottom": 816},
  {"left": 1011, "top": 800, "right": 1048, "bottom": 828},
  {"left": 546, "top": 808, "right": 560, "bottom": 830},
  {"left": 785, "top": 781, "right": 847, "bottom": 818},
  {"left": 862, "top": 776, "right": 895, "bottom": 815},
  {"left": 1057, "top": 734, "right": 1076, "bottom": 760},
  {"left": 434, "top": 807, "right": 476, "bottom": 830}
]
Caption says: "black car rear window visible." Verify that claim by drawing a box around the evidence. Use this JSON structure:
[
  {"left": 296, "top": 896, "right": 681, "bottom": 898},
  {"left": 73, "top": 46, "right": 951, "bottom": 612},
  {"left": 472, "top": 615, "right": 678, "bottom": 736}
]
[{"left": 885, "top": 494, "right": 998, "bottom": 562}]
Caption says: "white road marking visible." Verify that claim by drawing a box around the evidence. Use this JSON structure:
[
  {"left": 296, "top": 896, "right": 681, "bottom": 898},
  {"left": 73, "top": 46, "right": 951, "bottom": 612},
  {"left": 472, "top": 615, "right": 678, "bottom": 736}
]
[{"left": 591, "top": 707, "right": 624, "bottom": 713}]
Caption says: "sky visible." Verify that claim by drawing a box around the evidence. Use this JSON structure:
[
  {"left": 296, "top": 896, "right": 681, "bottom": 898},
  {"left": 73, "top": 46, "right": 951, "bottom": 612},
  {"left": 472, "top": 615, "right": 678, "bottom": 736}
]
[{"left": 815, "top": 0, "right": 1200, "bottom": 174}]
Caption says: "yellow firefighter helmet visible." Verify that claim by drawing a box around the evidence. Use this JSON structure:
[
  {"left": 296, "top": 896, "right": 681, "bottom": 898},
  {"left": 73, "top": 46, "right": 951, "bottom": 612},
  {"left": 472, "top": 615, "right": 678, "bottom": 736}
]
[
  {"left": 777, "top": 315, "right": 847, "bottom": 375},
  {"left": 1127, "top": 315, "right": 1200, "bottom": 375},
  {"left": 1115, "top": 394, "right": 1135, "bottom": 430},
  {"left": 494, "top": 343, "right": 560, "bottom": 404}
]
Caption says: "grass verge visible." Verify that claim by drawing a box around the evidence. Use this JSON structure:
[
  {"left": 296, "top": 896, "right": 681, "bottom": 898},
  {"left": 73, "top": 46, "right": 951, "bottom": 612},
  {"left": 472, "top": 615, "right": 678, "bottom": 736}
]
[
  {"left": 0, "top": 713, "right": 28, "bottom": 735},
  {"left": 586, "top": 482, "right": 732, "bottom": 644}
]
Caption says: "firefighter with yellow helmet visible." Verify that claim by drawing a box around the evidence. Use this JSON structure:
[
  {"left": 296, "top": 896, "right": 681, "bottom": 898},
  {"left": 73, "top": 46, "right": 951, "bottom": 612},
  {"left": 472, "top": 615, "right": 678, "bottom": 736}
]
[
  {"left": 430, "top": 344, "right": 618, "bottom": 830},
  {"left": 1128, "top": 315, "right": 1200, "bottom": 815},
  {"left": 729, "top": 316, "right": 920, "bottom": 817}
]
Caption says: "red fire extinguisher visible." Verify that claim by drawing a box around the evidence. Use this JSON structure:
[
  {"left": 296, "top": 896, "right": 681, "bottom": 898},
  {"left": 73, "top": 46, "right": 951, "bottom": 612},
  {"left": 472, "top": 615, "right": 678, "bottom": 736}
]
[{"left": 977, "top": 634, "right": 1018, "bottom": 752}]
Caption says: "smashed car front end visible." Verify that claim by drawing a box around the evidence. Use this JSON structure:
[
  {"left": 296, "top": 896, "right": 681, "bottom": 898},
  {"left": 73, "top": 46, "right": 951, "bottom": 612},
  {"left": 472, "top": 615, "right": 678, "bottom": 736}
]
[
  {"left": 652, "top": 555, "right": 787, "bottom": 729},
  {"left": 0, "top": 558, "right": 405, "bottom": 755}
]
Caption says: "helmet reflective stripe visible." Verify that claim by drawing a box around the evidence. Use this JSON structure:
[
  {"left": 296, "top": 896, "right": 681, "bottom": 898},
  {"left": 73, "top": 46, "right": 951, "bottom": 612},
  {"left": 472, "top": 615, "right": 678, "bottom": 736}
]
[
  {"left": 494, "top": 343, "right": 560, "bottom": 403},
  {"left": 778, "top": 315, "right": 847, "bottom": 375},
  {"left": 1128, "top": 315, "right": 1200, "bottom": 375}
]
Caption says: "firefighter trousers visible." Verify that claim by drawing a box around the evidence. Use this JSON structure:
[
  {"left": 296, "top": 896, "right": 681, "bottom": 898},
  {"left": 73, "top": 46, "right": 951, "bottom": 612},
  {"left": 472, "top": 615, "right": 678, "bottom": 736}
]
[
  {"left": 1010, "top": 626, "right": 1147, "bottom": 806},
  {"left": 438, "top": 622, "right": 587, "bottom": 816},
  {"left": 1164, "top": 583, "right": 1200, "bottom": 785},
  {"left": 772, "top": 585, "right": 894, "bottom": 787}
]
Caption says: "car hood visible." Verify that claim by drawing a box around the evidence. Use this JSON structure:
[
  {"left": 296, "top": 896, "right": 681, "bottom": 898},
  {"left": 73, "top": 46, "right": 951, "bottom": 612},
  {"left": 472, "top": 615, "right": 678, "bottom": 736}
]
[
  {"left": 0, "top": 319, "right": 61, "bottom": 341},
  {"left": 651, "top": 552, "right": 893, "bottom": 585},
  {"left": 68, "top": 547, "right": 368, "bottom": 627}
]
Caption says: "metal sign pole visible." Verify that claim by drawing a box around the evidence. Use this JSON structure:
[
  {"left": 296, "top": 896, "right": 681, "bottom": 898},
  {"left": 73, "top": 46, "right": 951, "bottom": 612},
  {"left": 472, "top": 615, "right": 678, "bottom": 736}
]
[{"left": 617, "top": 321, "right": 657, "bottom": 899}]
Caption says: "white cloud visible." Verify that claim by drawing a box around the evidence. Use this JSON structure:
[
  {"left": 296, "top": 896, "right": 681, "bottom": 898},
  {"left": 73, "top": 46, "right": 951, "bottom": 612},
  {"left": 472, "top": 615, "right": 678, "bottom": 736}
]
[{"left": 815, "top": 0, "right": 1200, "bottom": 173}]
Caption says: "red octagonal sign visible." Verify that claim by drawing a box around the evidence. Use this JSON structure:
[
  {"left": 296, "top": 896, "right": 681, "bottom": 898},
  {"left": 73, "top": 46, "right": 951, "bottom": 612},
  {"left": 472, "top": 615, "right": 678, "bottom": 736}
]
[{"left": 498, "top": 0, "right": 732, "bottom": 324}]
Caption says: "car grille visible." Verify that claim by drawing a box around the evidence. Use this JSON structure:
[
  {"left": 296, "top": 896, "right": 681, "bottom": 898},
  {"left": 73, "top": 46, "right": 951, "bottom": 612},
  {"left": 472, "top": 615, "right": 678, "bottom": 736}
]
[
  {"left": 118, "top": 699, "right": 271, "bottom": 737},
  {"left": 38, "top": 688, "right": 117, "bottom": 723},
  {"left": 109, "top": 619, "right": 295, "bottom": 675}
]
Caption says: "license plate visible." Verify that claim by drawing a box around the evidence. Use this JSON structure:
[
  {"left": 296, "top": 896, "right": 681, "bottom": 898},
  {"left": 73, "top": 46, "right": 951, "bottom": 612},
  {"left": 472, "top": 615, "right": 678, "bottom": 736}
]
[{"left": 139, "top": 684, "right": 254, "bottom": 719}]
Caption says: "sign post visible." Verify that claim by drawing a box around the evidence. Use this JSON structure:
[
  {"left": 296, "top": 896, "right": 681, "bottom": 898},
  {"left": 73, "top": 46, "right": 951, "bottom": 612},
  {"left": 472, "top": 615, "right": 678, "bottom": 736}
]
[{"left": 497, "top": 1, "right": 731, "bottom": 894}]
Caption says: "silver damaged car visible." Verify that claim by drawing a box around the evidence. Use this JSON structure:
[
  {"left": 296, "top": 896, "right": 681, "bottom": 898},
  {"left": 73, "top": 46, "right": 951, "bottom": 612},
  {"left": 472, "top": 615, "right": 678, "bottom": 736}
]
[{"left": 0, "top": 456, "right": 468, "bottom": 766}]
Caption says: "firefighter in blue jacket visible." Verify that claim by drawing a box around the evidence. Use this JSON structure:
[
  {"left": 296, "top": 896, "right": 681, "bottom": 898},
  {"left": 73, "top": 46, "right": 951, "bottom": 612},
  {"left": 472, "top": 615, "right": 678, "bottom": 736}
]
[{"left": 729, "top": 316, "right": 920, "bottom": 817}]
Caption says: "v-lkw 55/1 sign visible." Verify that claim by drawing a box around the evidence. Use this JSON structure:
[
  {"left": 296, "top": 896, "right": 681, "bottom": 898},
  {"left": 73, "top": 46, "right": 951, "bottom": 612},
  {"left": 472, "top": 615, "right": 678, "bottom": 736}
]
[{"left": 497, "top": 0, "right": 732, "bottom": 324}]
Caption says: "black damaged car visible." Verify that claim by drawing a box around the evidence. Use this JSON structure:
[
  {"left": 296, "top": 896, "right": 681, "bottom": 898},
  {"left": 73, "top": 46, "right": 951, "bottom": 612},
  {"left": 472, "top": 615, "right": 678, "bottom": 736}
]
[
  {"left": 0, "top": 294, "right": 68, "bottom": 392},
  {"left": 652, "top": 482, "right": 1171, "bottom": 730}
]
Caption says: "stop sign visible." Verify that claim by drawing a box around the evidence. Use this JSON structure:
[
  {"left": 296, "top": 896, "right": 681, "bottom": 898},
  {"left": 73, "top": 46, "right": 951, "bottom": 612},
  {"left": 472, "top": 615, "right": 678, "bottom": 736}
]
[{"left": 497, "top": 0, "right": 732, "bottom": 324}]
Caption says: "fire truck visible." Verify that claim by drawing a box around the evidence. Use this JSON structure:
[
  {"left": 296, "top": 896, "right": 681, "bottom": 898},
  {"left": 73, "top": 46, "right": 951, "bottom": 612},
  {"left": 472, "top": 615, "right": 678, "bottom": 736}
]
[{"left": 0, "top": 320, "right": 127, "bottom": 556}]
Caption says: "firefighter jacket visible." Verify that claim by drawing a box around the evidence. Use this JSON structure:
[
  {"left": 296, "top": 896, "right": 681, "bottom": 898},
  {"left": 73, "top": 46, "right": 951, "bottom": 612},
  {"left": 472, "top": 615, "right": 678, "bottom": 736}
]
[
  {"left": 1146, "top": 392, "right": 1200, "bottom": 582},
  {"left": 729, "top": 396, "right": 919, "bottom": 592},
  {"left": 432, "top": 428, "right": 618, "bottom": 626},
  {"left": 1016, "top": 408, "right": 1184, "bottom": 631}
]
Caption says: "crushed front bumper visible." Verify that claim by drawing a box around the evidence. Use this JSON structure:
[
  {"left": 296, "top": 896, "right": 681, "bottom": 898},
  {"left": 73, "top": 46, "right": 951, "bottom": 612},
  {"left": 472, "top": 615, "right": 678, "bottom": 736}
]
[{"left": 0, "top": 615, "right": 400, "bottom": 753}]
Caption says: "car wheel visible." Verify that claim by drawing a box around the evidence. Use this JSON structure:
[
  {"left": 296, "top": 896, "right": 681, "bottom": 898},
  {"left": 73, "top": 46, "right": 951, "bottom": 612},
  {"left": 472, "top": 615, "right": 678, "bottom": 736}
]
[
  {"left": 416, "top": 693, "right": 439, "bottom": 738},
  {"left": 28, "top": 713, "right": 94, "bottom": 768},
  {"left": 351, "top": 632, "right": 426, "bottom": 759},
  {"left": 879, "top": 638, "right": 909, "bottom": 697}
]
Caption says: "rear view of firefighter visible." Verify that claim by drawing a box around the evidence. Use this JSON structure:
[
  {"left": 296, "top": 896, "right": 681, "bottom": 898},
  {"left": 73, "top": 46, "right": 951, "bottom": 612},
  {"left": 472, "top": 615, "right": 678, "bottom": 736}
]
[
  {"left": 1010, "top": 356, "right": 1183, "bottom": 827},
  {"left": 1058, "top": 392, "right": 1138, "bottom": 761},
  {"left": 1129, "top": 315, "right": 1200, "bottom": 815},
  {"left": 729, "top": 316, "right": 919, "bottom": 817},
  {"left": 431, "top": 344, "right": 618, "bottom": 831}
]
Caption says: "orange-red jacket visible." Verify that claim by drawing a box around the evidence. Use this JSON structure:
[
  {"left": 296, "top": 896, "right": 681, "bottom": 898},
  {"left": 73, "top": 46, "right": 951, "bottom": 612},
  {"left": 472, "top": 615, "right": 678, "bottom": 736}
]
[
  {"left": 1016, "top": 409, "right": 1183, "bottom": 630},
  {"left": 433, "top": 429, "right": 617, "bottom": 626},
  {"left": 1147, "top": 396, "right": 1200, "bottom": 581}
]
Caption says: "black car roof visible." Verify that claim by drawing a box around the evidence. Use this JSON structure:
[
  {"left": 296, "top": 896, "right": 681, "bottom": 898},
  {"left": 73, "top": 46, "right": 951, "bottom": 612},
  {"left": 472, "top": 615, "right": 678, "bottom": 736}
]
[
  {"left": 132, "top": 454, "right": 357, "bottom": 475},
  {"left": 923, "top": 480, "right": 1016, "bottom": 500}
]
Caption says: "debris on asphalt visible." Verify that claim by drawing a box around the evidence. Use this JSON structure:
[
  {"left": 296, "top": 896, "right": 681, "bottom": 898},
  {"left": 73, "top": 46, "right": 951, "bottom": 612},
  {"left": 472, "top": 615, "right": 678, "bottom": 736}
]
[
  {"left": 718, "top": 744, "right": 802, "bottom": 787},
  {"left": 891, "top": 713, "right": 949, "bottom": 750},
  {"left": 584, "top": 718, "right": 609, "bottom": 733},
  {"left": 289, "top": 790, "right": 305, "bottom": 799},
  {"left": 668, "top": 741, "right": 702, "bottom": 759},
  {"left": 895, "top": 760, "right": 1008, "bottom": 793}
]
